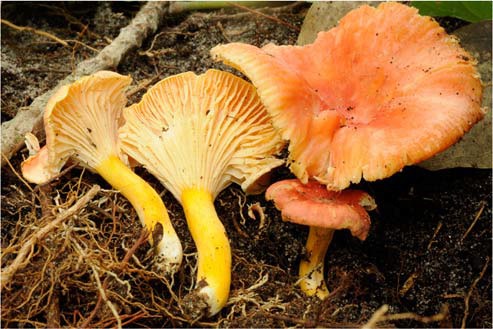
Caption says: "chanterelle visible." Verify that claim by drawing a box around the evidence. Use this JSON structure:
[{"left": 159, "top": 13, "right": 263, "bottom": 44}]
[
  {"left": 21, "top": 70, "right": 183, "bottom": 276},
  {"left": 119, "top": 69, "right": 284, "bottom": 318}
]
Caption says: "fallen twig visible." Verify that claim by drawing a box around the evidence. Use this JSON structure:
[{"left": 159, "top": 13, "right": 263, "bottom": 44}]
[
  {"left": 361, "top": 304, "right": 448, "bottom": 329},
  {"left": 1, "top": 153, "right": 34, "bottom": 193},
  {"left": 427, "top": 221, "right": 443, "bottom": 250},
  {"left": 461, "top": 257, "right": 490, "bottom": 329},
  {"left": 138, "top": 30, "right": 177, "bottom": 57},
  {"left": 461, "top": 201, "right": 486, "bottom": 242},
  {"left": 230, "top": 2, "right": 300, "bottom": 32},
  {"left": 1, "top": 18, "right": 69, "bottom": 47},
  {"left": 66, "top": 39, "right": 99, "bottom": 53},
  {"left": 0, "top": 185, "right": 100, "bottom": 289}
]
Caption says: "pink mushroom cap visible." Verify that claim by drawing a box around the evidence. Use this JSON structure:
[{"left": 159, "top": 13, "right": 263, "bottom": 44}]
[{"left": 265, "top": 179, "right": 376, "bottom": 240}]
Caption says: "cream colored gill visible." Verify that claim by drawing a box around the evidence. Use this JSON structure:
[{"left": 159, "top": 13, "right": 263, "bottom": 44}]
[
  {"left": 119, "top": 69, "right": 283, "bottom": 202},
  {"left": 45, "top": 72, "right": 132, "bottom": 170}
]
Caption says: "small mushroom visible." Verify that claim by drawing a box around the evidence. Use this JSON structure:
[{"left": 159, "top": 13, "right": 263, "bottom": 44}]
[
  {"left": 211, "top": 2, "right": 484, "bottom": 191},
  {"left": 266, "top": 179, "right": 376, "bottom": 298},
  {"left": 20, "top": 71, "right": 183, "bottom": 276},
  {"left": 119, "top": 69, "right": 284, "bottom": 317}
]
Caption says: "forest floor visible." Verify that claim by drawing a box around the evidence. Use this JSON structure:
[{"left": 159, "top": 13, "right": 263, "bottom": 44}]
[{"left": 1, "top": 2, "right": 491, "bottom": 328}]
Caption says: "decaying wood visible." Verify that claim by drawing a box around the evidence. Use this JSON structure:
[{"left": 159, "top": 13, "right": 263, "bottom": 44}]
[{"left": 1, "top": 1, "right": 170, "bottom": 166}]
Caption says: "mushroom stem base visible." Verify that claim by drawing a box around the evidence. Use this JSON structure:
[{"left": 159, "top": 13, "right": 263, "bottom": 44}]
[
  {"left": 299, "top": 226, "right": 334, "bottom": 299},
  {"left": 96, "top": 155, "right": 182, "bottom": 275},
  {"left": 181, "top": 188, "right": 231, "bottom": 317}
]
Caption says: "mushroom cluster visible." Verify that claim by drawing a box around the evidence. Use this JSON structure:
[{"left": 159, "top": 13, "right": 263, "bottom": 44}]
[
  {"left": 21, "top": 69, "right": 284, "bottom": 319},
  {"left": 212, "top": 2, "right": 484, "bottom": 298},
  {"left": 19, "top": 1, "right": 485, "bottom": 320}
]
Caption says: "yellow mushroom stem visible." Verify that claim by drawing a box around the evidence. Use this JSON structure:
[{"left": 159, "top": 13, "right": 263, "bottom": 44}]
[
  {"left": 299, "top": 226, "right": 334, "bottom": 299},
  {"left": 181, "top": 188, "right": 232, "bottom": 317},
  {"left": 95, "top": 155, "right": 182, "bottom": 274}
]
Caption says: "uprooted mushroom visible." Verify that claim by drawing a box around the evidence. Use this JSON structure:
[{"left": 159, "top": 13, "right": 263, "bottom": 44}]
[
  {"left": 212, "top": 2, "right": 484, "bottom": 298},
  {"left": 21, "top": 71, "right": 183, "bottom": 276},
  {"left": 119, "top": 69, "right": 284, "bottom": 318}
]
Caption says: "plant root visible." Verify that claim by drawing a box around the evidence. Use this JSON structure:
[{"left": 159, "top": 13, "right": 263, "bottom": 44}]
[{"left": 1, "top": 185, "right": 100, "bottom": 288}]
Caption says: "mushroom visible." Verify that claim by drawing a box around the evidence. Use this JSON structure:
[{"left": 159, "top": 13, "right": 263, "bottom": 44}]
[
  {"left": 211, "top": 2, "right": 484, "bottom": 299},
  {"left": 20, "top": 71, "right": 183, "bottom": 276},
  {"left": 211, "top": 2, "right": 484, "bottom": 191},
  {"left": 118, "top": 69, "right": 284, "bottom": 317},
  {"left": 266, "top": 179, "right": 376, "bottom": 298}
]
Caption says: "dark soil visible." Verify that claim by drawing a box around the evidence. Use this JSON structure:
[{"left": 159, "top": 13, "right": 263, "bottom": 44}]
[{"left": 1, "top": 2, "right": 491, "bottom": 328}]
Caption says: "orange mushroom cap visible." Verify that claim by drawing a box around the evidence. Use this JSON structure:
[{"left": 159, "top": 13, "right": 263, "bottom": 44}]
[
  {"left": 212, "top": 2, "right": 484, "bottom": 190},
  {"left": 265, "top": 179, "right": 376, "bottom": 240}
]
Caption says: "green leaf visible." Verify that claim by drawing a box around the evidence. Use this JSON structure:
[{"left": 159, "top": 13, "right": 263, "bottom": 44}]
[{"left": 411, "top": 1, "right": 492, "bottom": 22}]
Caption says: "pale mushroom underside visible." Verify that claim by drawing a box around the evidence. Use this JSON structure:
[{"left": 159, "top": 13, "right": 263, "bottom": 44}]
[
  {"left": 119, "top": 69, "right": 285, "bottom": 201},
  {"left": 21, "top": 71, "right": 132, "bottom": 184}
]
